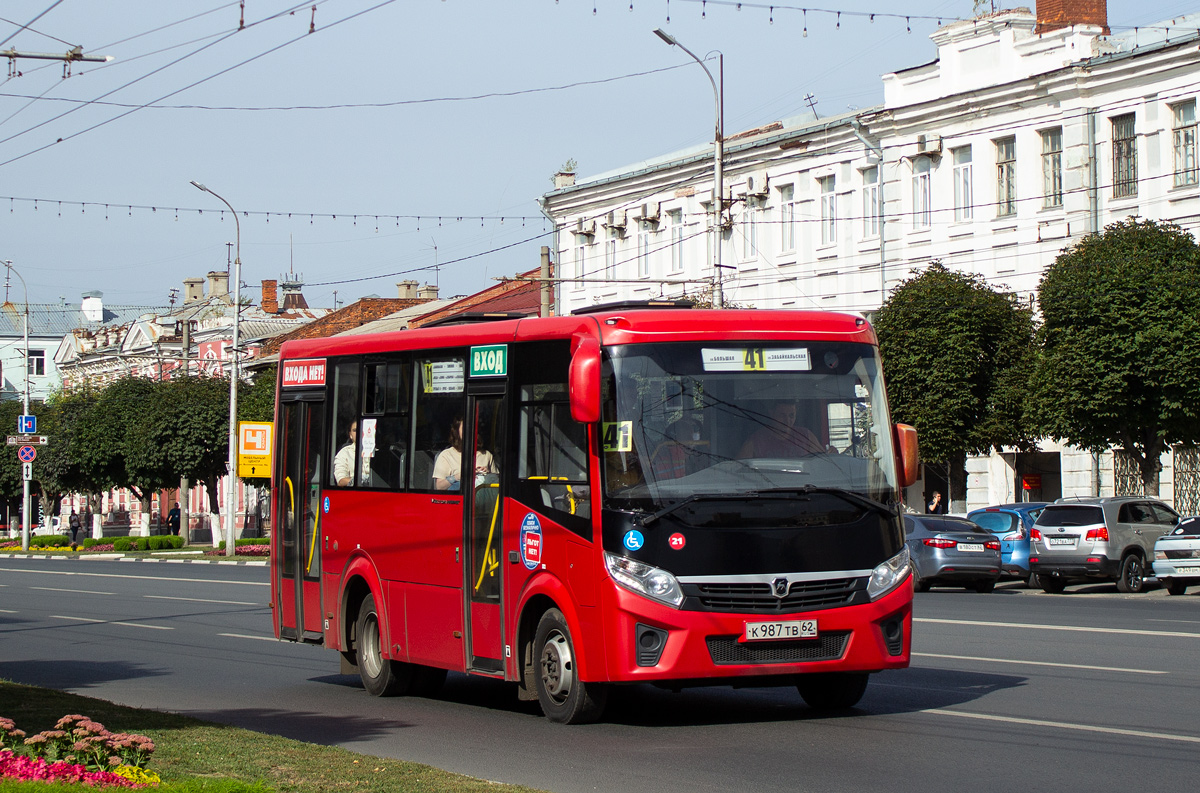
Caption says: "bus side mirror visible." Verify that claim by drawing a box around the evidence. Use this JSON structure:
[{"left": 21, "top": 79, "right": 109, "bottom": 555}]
[
  {"left": 894, "top": 423, "right": 919, "bottom": 489},
  {"left": 569, "top": 336, "right": 601, "bottom": 424}
]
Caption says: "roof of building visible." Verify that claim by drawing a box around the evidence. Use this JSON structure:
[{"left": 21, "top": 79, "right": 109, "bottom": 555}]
[
  {"left": 335, "top": 299, "right": 457, "bottom": 336},
  {"left": 0, "top": 301, "right": 166, "bottom": 339}
]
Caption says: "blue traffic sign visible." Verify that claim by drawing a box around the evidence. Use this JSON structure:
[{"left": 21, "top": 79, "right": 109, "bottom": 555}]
[
  {"left": 17, "top": 446, "right": 36, "bottom": 463},
  {"left": 17, "top": 415, "right": 35, "bottom": 434}
]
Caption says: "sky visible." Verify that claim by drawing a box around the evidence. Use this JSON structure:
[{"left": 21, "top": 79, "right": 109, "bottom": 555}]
[{"left": 1, "top": 0, "right": 1195, "bottom": 311}]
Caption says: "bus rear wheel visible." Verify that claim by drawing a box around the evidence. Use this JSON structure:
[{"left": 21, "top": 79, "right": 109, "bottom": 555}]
[
  {"left": 796, "top": 672, "right": 870, "bottom": 710},
  {"left": 533, "top": 608, "right": 607, "bottom": 724},
  {"left": 356, "top": 594, "right": 412, "bottom": 697}
]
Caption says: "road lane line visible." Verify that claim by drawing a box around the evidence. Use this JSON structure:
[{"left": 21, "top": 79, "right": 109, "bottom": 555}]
[
  {"left": 913, "top": 652, "right": 1167, "bottom": 675},
  {"left": 218, "top": 633, "right": 277, "bottom": 642},
  {"left": 0, "top": 608, "right": 15, "bottom": 613},
  {"left": 923, "top": 709, "right": 1200, "bottom": 745},
  {"left": 145, "top": 595, "right": 260, "bottom": 606},
  {"left": 0, "top": 567, "right": 267, "bottom": 586},
  {"left": 50, "top": 615, "right": 172, "bottom": 631},
  {"left": 31, "top": 586, "right": 115, "bottom": 596},
  {"left": 915, "top": 617, "right": 1200, "bottom": 639}
]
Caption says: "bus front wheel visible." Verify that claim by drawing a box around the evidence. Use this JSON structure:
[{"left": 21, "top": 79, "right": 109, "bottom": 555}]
[
  {"left": 356, "top": 594, "right": 412, "bottom": 697},
  {"left": 533, "top": 608, "right": 608, "bottom": 724},
  {"left": 796, "top": 672, "right": 870, "bottom": 710}
]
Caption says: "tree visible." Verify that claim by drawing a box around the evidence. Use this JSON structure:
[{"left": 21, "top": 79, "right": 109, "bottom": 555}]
[
  {"left": 876, "top": 262, "right": 1037, "bottom": 504},
  {"left": 1030, "top": 218, "right": 1200, "bottom": 495}
]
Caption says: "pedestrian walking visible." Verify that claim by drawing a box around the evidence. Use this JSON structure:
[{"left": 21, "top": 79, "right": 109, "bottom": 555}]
[
  {"left": 167, "top": 502, "right": 181, "bottom": 536},
  {"left": 67, "top": 509, "right": 81, "bottom": 550}
]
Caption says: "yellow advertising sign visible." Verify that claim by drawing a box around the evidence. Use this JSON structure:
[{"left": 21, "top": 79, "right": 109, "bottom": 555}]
[{"left": 237, "top": 421, "right": 274, "bottom": 478}]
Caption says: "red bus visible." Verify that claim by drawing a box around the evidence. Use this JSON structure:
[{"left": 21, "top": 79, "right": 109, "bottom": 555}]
[{"left": 270, "top": 302, "right": 919, "bottom": 723}]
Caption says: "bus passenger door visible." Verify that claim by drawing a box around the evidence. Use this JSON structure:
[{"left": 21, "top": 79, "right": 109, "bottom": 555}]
[
  {"left": 276, "top": 396, "right": 326, "bottom": 642},
  {"left": 465, "top": 389, "right": 506, "bottom": 673}
]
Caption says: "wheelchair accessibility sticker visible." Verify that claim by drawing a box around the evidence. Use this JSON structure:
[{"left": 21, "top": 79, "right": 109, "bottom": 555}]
[{"left": 623, "top": 530, "right": 644, "bottom": 551}]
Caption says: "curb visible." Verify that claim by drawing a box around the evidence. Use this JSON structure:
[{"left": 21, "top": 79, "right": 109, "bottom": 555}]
[{"left": 0, "top": 552, "right": 268, "bottom": 566}]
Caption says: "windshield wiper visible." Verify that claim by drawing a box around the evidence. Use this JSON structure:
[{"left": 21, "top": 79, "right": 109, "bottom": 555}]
[
  {"left": 754, "top": 485, "right": 899, "bottom": 518},
  {"left": 640, "top": 486, "right": 897, "bottom": 527}
]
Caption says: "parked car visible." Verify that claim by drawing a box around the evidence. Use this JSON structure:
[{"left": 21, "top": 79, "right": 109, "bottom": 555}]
[
  {"left": 904, "top": 515, "right": 1002, "bottom": 593},
  {"left": 1153, "top": 516, "right": 1200, "bottom": 596},
  {"left": 1029, "top": 496, "right": 1180, "bottom": 594},
  {"left": 967, "top": 502, "right": 1049, "bottom": 584}
]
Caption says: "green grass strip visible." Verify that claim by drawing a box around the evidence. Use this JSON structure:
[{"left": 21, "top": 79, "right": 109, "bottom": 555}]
[{"left": 0, "top": 682, "right": 545, "bottom": 793}]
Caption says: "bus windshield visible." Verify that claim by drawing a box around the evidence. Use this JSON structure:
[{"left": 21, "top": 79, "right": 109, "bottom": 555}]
[{"left": 601, "top": 340, "right": 899, "bottom": 514}]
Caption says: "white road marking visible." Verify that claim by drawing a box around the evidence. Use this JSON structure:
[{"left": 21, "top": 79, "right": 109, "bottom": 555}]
[
  {"left": 50, "top": 615, "right": 172, "bottom": 630},
  {"left": 145, "top": 595, "right": 260, "bottom": 606},
  {"left": 218, "top": 633, "right": 278, "bottom": 642},
  {"left": 0, "top": 608, "right": 15, "bottom": 613},
  {"left": 0, "top": 566, "right": 267, "bottom": 586},
  {"left": 913, "top": 652, "right": 1167, "bottom": 675},
  {"left": 915, "top": 617, "right": 1200, "bottom": 639},
  {"left": 31, "top": 586, "right": 115, "bottom": 596},
  {"left": 923, "top": 708, "right": 1200, "bottom": 745}
]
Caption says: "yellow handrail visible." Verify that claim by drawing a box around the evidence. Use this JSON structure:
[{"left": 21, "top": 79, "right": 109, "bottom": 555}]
[{"left": 474, "top": 483, "right": 501, "bottom": 593}]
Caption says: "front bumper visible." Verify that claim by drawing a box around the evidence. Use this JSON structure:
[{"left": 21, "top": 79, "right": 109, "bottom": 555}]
[{"left": 596, "top": 574, "right": 912, "bottom": 683}]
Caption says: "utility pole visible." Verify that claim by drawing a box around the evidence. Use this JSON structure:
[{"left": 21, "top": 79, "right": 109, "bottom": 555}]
[
  {"left": 539, "top": 246, "right": 551, "bottom": 317},
  {"left": 179, "top": 319, "right": 191, "bottom": 546}
]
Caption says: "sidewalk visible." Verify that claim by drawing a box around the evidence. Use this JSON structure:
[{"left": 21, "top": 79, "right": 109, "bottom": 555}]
[{"left": 0, "top": 550, "right": 267, "bottom": 566}]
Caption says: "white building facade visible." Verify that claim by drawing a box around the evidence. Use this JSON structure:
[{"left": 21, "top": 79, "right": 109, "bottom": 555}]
[{"left": 542, "top": 3, "right": 1200, "bottom": 513}]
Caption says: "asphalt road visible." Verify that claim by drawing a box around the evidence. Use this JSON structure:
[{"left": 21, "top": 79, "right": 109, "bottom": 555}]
[{"left": 1, "top": 556, "right": 1198, "bottom": 792}]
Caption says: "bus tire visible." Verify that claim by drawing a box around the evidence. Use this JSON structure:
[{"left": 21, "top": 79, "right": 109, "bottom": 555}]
[
  {"left": 355, "top": 594, "right": 411, "bottom": 697},
  {"left": 796, "top": 672, "right": 870, "bottom": 710},
  {"left": 533, "top": 608, "right": 608, "bottom": 724}
]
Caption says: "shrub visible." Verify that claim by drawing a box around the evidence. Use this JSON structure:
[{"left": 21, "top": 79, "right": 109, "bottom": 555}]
[
  {"left": 216, "top": 538, "right": 270, "bottom": 549},
  {"left": 135, "top": 538, "right": 150, "bottom": 552},
  {"left": 112, "top": 539, "right": 133, "bottom": 553},
  {"left": 147, "top": 537, "right": 164, "bottom": 551},
  {"left": 29, "top": 535, "right": 69, "bottom": 548},
  {"left": 82, "top": 538, "right": 99, "bottom": 549},
  {"left": 166, "top": 536, "right": 184, "bottom": 549}
]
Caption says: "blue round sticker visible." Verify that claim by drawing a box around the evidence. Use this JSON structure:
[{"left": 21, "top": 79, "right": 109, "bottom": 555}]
[
  {"left": 623, "top": 530, "right": 644, "bottom": 551},
  {"left": 323, "top": 496, "right": 330, "bottom": 514},
  {"left": 520, "top": 513, "right": 543, "bottom": 570}
]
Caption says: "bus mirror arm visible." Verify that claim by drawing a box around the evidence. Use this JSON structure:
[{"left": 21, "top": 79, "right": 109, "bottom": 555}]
[
  {"left": 893, "top": 423, "right": 919, "bottom": 489},
  {"left": 569, "top": 335, "right": 602, "bottom": 424}
]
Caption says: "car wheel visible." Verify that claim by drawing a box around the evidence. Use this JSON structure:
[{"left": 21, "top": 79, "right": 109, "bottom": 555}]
[
  {"left": 355, "top": 594, "right": 413, "bottom": 697},
  {"left": 910, "top": 562, "right": 930, "bottom": 593},
  {"left": 1116, "top": 554, "right": 1145, "bottom": 594},
  {"left": 533, "top": 608, "right": 608, "bottom": 724},
  {"left": 1165, "top": 579, "right": 1188, "bottom": 596},
  {"left": 797, "top": 672, "right": 870, "bottom": 710},
  {"left": 1040, "top": 576, "right": 1067, "bottom": 594},
  {"left": 973, "top": 579, "right": 996, "bottom": 594},
  {"left": 1027, "top": 573, "right": 1041, "bottom": 589}
]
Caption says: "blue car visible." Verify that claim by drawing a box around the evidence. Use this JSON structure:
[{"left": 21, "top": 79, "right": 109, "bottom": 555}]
[{"left": 967, "top": 503, "right": 1049, "bottom": 584}]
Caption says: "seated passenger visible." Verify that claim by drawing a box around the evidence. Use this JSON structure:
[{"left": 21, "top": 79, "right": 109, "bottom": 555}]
[
  {"left": 737, "top": 400, "right": 824, "bottom": 458},
  {"left": 333, "top": 421, "right": 371, "bottom": 486},
  {"left": 433, "top": 416, "right": 498, "bottom": 491}
]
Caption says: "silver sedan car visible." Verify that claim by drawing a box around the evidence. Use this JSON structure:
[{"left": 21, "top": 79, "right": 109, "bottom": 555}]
[
  {"left": 905, "top": 515, "right": 1002, "bottom": 593},
  {"left": 1153, "top": 516, "right": 1200, "bottom": 596}
]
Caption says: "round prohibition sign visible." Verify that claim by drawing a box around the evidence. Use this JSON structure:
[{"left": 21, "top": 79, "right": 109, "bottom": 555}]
[{"left": 17, "top": 446, "right": 36, "bottom": 463}]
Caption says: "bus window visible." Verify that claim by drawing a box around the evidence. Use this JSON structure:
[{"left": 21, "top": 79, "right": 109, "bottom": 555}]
[
  {"left": 360, "top": 361, "right": 410, "bottom": 490},
  {"left": 330, "top": 362, "right": 360, "bottom": 487},
  {"left": 518, "top": 385, "right": 590, "bottom": 525},
  {"left": 412, "top": 356, "right": 466, "bottom": 491}
]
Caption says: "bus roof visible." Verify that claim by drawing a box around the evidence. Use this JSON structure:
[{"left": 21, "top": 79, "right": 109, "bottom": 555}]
[{"left": 278, "top": 308, "right": 877, "bottom": 360}]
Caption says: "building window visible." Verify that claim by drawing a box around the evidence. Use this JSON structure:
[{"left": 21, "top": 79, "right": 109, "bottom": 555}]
[
  {"left": 668, "top": 210, "right": 684, "bottom": 273},
  {"left": 740, "top": 199, "right": 759, "bottom": 260},
  {"left": 911, "top": 157, "right": 931, "bottom": 229},
  {"left": 995, "top": 136, "right": 1016, "bottom": 216},
  {"left": 637, "top": 222, "right": 652, "bottom": 278},
  {"left": 861, "top": 167, "right": 880, "bottom": 237},
  {"left": 27, "top": 349, "right": 45, "bottom": 377},
  {"left": 952, "top": 146, "right": 973, "bottom": 222},
  {"left": 1041, "top": 127, "right": 1064, "bottom": 208},
  {"left": 1112, "top": 114, "right": 1137, "bottom": 198},
  {"left": 1173, "top": 100, "right": 1198, "bottom": 187},
  {"left": 574, "top": 238, "right": 587, "bottom": 281},
  {"left": 819, "top": 176, "right": 836, "bottom": 245},
  {"left": 604, "top": 234, "right": 617, "bottom": 280},
  {"left": 778, "top": 184, "right": 796, "bottom": 252}
]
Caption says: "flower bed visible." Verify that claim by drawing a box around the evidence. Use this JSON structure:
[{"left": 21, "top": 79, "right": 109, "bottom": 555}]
[{"left": 0, "top": 715, "right": 158, "bottom": 788}]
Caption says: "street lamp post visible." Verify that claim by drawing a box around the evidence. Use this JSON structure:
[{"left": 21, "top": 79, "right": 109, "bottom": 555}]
[
  {"left": 189, "top": 181, "right": 240, "bottom": 558},
  {"left": 653, "top": 28, "right": 724, "bottom": 309},
  {"left": 3, "top": 261, "right": 31, "bottom": 550}
]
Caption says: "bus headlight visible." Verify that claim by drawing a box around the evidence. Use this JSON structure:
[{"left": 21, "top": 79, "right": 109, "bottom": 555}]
[
  {"left": 605, "top": 552, "right": 684, "bottom": 608},
  {"left": 867, "top": 546, "right": 911, "bottom": 601}
]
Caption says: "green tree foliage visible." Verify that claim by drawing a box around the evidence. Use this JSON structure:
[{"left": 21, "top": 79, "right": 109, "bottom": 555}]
[
  {"left": 876, "top": 262, "right": 1037, "bottom": 502},
  {"left": 1031, "top": 219, "right": 1200, "bottom": 495}
]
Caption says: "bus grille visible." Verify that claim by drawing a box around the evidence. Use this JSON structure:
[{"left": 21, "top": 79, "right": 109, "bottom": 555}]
[
  {"left": 705, "top": 632, "right": 850, "bottom": 665},
  {"left": 689, "top": 578, "right": 860, "bottom": 613}
]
